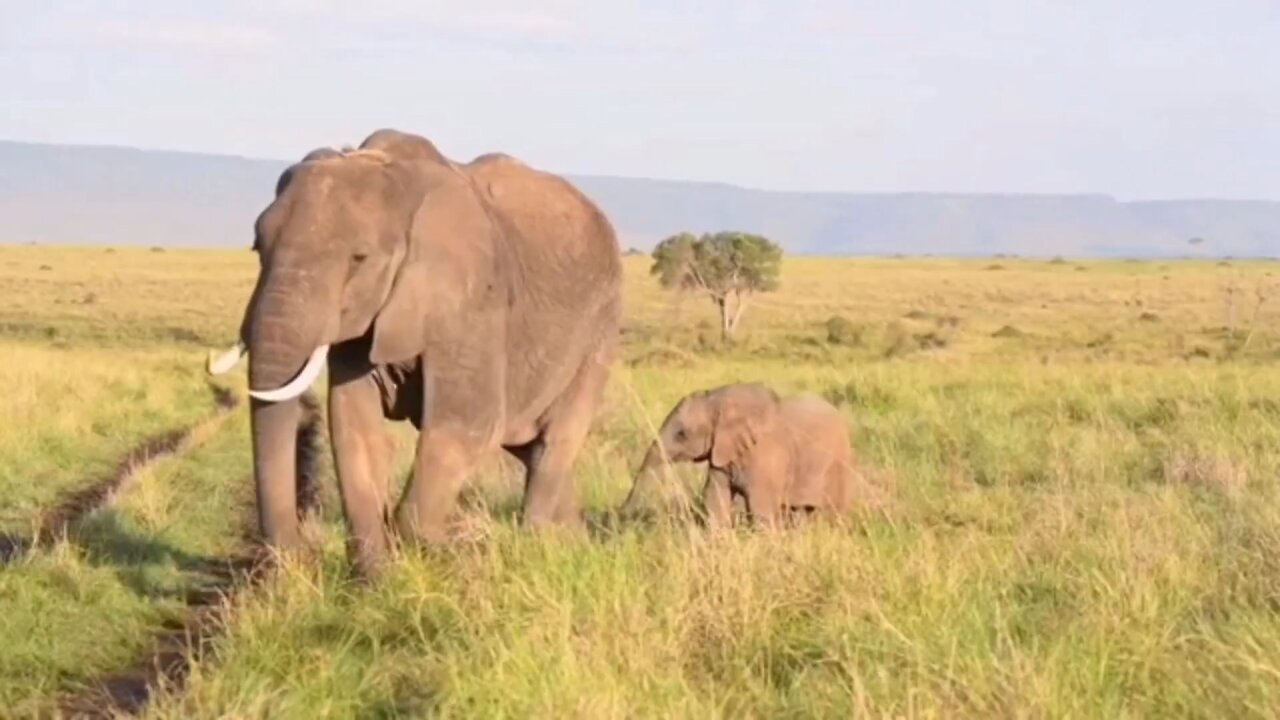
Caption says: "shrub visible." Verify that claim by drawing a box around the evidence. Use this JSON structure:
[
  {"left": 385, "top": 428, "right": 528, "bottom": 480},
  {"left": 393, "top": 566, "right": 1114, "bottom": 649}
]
[{"left": 824, "top": 315, "right": 863, "bottom": 347}]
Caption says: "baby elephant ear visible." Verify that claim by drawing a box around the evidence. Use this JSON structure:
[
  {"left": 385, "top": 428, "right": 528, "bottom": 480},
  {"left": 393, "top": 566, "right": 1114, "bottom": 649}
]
[{"left": 709, "top": 386, "right": 777, "bottom": 470}]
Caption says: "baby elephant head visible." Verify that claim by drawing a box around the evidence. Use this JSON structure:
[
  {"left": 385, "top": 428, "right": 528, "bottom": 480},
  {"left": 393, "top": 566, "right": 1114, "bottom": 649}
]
[{"left": 620, "top": 383, "right": 779, "bottom": 513}]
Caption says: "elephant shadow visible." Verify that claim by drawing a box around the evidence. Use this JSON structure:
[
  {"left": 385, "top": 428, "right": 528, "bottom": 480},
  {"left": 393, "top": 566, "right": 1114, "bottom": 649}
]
[
  {"left": 453, "top": 479, "right": 675, "bottom": 541},
  {"left": 453, "top": 483, "right": 738, "bottom": 542},
  {"left": 67, "top": 511, "right": 251, "bottom": 603}
]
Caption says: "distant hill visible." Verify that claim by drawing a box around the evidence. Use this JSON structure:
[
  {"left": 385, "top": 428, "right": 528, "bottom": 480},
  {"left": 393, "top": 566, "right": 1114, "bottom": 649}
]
[{"left": 2, "top": 140, "right": 1277, "bottom": 257}]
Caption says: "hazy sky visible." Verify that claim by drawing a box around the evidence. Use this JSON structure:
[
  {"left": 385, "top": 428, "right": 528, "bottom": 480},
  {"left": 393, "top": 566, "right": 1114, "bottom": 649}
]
[{"left": 3, "top": 1, "right": 1277, "bottom": 199}]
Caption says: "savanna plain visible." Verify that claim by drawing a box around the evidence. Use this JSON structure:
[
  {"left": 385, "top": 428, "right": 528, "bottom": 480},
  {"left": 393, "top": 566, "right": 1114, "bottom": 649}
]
[{"left": 2, "top": 245, "right": 1280, "bottom": 719}]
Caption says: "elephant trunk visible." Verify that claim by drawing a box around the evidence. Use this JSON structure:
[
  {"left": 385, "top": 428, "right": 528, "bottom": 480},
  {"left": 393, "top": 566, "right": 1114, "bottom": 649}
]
[
  {"left": 247, "top": 283, "right": 329, "bottom": 392},
  {"left": 621, "top": 441, "right": 666, "bottom": 513},
  {"left": 250, "top": 395, "right": 304, "bottom": 546},
  {"left": 244, "top": 274, "right": 334, "bottom": 547}
]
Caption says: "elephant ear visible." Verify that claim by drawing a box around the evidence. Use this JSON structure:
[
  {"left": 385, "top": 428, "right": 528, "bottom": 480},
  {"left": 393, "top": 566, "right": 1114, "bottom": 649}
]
[
  {"left": 710, "top": 385, "right": 779, "bottom": 470},
  {"left": 369, "top": 167, "right": 500, "bottom": 366}
]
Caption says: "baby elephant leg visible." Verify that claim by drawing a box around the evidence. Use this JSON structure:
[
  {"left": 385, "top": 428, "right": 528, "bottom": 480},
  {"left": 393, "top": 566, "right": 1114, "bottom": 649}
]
[{"left": 702, "top": 468, "right": 733, "bottom": 530}]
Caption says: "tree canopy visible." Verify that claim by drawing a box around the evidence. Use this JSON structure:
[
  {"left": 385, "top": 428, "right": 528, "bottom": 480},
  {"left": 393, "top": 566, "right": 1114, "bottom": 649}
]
[{"left": 650, "top": 231, "right": 783, "bottom": 339}]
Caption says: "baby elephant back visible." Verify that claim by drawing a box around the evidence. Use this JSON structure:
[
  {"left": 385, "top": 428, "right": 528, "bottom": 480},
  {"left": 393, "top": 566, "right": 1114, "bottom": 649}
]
[{"left": 779, "top": 394, "right": 856, "bottom": 511}]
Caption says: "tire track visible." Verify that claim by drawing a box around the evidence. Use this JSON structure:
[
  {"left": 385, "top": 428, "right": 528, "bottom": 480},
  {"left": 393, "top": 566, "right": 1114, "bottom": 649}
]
[
  {"left": 56, "top": 391, "right": 326, "bottom": 719},
  {"left": 56, "top": 540, "right": 274, "bottom": 719},
  {"left": 0, "top": 384, "right": 240, "bottom": 565}
]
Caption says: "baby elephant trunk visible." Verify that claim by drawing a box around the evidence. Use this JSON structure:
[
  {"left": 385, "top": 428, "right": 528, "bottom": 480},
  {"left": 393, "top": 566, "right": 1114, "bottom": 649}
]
[{"left": 620, "top": 442, "right": 664, "bottom": 513}]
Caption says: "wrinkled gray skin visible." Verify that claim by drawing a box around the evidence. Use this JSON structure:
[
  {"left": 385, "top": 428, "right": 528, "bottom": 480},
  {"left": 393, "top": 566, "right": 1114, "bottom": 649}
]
[
  {"left": 217, "top": 128, "right": 622, "bottom": 576},
  {"left": 621, "top": 383, "right": 857, "bottom": 527}
]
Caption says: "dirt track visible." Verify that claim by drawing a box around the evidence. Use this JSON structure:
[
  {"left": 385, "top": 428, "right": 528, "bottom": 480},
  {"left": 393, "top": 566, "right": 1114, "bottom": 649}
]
[
  {"left": 0, "top": 385, "right": 239, "bottom": 565},
  {"left": 51, "top": 388, "right": 326, "bottom": 718},
  {"left": 56, "top": 541, "right": 274, "bottom": 718}
]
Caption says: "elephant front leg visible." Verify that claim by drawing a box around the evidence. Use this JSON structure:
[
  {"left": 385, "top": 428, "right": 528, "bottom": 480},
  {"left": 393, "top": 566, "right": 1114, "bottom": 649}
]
[
  {"left": 396, "top": 423, "right": 488, "bottom": 544},
  {"left": 329, "top": 364, "right": 394, "bottom": 577},
  {"left": 702, "top": 467, "right": 733, "bottom": 530}
]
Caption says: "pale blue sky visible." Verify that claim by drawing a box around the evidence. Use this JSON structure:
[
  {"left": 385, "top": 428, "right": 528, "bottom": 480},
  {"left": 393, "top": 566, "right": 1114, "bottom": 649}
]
[{"left": 3, "top": 1, "right": 1277, "bottom": 199}]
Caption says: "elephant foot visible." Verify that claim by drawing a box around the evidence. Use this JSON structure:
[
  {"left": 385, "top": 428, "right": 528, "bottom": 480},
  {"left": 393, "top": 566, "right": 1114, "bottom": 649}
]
[
  {"left": 345, "top": 534, "right": 393, "bottom": 581},
  {"left": 393, "top": 507, "right": 456, "bottom": 549},
  {"left": 349, "top": 551, "right": 390, "bottom": 583},
  {"left": 521, "top": 514, "right": 590, "bottom": 546}
]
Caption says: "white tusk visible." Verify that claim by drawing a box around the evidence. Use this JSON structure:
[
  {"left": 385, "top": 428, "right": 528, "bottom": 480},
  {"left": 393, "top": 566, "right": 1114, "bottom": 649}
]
[
  {"left": 206, "top": 340, "right": 247, "bottom": 376},
  {"left": 247, "top": 345, "right": 330, "bottom": 403}
]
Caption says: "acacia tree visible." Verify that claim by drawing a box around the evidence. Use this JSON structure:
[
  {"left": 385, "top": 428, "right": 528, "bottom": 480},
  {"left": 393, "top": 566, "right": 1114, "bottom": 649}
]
[{"left": 650, "top": 231, "right": 782, "bottom": 340}]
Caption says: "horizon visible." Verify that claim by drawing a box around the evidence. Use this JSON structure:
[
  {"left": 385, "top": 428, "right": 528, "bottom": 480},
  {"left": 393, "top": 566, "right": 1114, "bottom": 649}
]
[
  {"left": 5, "top": 240, "right": 1277, "bottom": 261},
  {"left": 4, "top": 2, "right": 1278, "bottom": 202},
  {"left": 4, "top": 136, "right": 1277, "bottom": 206}
]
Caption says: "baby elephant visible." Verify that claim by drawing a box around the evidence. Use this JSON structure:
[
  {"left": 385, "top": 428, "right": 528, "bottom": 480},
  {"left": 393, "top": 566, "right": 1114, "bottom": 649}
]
[{"left": 621, "top": 382, "right": 857, "bottom": 527}]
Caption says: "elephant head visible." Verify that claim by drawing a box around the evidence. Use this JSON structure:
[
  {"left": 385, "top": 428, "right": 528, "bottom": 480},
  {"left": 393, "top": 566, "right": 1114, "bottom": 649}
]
[
  {"left": 620, "top": 383, "right": 780, "bottom": 513},
  {"left": 203, "top": 128, "right": 475, "bottom": 546}
]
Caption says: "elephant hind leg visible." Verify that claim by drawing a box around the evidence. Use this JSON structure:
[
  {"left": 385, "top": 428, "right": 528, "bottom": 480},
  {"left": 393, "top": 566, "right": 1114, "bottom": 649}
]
[
  {"left": 520, "top": 343, "right": 612, "bottom": 529},
  {"left": 745, "top": 485, "right": 785, "bottom": 530}
]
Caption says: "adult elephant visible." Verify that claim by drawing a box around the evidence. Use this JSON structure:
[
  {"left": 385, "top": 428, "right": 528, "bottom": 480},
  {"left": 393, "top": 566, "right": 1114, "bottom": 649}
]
[{"left": 207, "top": 128, "right": 622, "bottom": 575}]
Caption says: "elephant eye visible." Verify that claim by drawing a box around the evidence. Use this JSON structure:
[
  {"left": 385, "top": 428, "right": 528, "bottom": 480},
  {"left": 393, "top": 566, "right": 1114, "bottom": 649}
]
[
  {"left": 351, "top": 252, "right": 368, "bottom": 263},
  {"left": 674, "top": 429, "right": 687, "bottom": 441}
]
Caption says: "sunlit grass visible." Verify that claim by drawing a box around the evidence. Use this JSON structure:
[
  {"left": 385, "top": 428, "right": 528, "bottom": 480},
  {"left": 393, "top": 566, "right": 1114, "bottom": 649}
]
[
  {"left": 2, "top": 244, "right": 1279, "bottom": 717},
  {"left": 0, "top": 410, "right": 253, "bottom": 715},
  {"left": 0, "top": 343, "right": 217, "bottom": 532}
]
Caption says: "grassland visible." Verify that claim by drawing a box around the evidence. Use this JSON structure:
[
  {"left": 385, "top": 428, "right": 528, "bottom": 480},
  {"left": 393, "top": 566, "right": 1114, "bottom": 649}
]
[{"left": 1, "top": 245, "right": 1279, "bottom": 718}]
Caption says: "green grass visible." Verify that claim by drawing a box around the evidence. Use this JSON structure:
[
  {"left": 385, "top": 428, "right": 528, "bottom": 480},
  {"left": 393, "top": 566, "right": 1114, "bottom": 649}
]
[
  {"left": 0, "top": 409, "right": 254, "bottom": 716},
  {"left": 140, "top": 362, "right": 1280, "bottom": 719},
  {"left": 2, "top": 245, "right": 1280, "bottom": 717},
  {"left": 0, "top": 343, "right": 219, "bottom": 533}
]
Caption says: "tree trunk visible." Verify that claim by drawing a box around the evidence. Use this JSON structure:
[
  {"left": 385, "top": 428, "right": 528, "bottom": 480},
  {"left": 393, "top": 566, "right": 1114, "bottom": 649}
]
[
  {"left": 716, "top": 296, "right": 730, "bottom": 341},
  {"left": 727, "top": 291, "right": 750, "bottom": 336}
]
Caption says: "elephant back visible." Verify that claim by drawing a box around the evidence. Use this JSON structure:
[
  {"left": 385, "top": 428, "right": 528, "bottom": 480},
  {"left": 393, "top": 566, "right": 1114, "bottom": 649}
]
[
  {"left": 461, "top": 154, "right": 624, "bottom": 427},
  {"left": 778, "top": 394, "right": 854, "bottom": 508}
]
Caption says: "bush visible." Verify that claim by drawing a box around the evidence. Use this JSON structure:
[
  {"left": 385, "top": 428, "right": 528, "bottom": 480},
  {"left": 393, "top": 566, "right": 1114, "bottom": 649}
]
[{"left": 825, "top": 315, "right": 863, "bottom": 347}]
